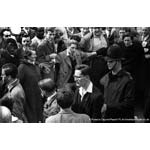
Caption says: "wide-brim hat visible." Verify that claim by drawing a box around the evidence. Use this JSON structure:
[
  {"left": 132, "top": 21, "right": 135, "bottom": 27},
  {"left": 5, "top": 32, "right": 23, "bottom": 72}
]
[{"left": 105, "top": 44, "right": 125, "bottom": 61}]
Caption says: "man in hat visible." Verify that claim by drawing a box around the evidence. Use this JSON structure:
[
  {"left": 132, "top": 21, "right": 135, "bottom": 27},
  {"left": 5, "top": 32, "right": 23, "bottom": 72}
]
[
  {"left": 79, "top": 27, "right": 109, "bottom": 90},
  {"left": 100, "top": 44, "right": 135, "bottom": 122}
]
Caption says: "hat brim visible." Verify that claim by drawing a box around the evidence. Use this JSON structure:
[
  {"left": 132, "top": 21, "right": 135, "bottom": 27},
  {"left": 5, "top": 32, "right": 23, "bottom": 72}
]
[{"left": 104, "top": 56, "right": 125, "bottom": 61}]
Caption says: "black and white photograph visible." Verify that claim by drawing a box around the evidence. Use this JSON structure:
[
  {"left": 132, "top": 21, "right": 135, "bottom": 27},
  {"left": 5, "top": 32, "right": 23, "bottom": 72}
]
[
  {"left": 0, "top": 27, "right": 149, "bottom": 123},
  {"left": 0, "top": 0, "right": 149, "bottom": 150}
]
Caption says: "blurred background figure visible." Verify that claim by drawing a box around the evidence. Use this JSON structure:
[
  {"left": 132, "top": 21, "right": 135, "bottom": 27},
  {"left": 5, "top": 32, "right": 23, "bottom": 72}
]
[
  {"left": 31, "top": 27, "right": 45, "bottom": 50},
  {"left": 0, "top": 106, "right": 12, "bottom": 123},
  {"left": 0, "top": 38, "right": 21, "bottom": 68}
]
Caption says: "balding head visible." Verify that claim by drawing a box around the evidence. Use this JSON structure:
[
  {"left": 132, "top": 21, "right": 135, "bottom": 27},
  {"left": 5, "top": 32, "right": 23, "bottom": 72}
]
[{"left": 0, "top": 106, "right": 12, "bottom": 123}]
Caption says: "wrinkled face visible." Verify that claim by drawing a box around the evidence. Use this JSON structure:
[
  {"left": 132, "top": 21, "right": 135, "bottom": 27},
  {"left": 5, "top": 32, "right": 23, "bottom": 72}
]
[
  {"left": 107, "top": 60, "right": 117, "bottom": 71},
  {"left": 1, "top": 69, "right": 9, "bottom": 84},
  {"left": 3, "top": 31, "right": 11, "bottom": 41},
  {"left": 124, "top": 36, "right": 132, "bottom": 47},
  {"left": 22, "top": 37, "right": 31, "bottom": 47},
  {"left": 93, "top": 27, "right": 101, "bottom": 37},
  {"left": 74, "top": 70, "right": 86, "bottom": 87}
]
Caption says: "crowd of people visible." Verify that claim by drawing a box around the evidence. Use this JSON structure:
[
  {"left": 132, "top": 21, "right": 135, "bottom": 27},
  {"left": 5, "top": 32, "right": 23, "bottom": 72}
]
[{"left": 0, "top": 27, "right": 150, "bottom": 123}]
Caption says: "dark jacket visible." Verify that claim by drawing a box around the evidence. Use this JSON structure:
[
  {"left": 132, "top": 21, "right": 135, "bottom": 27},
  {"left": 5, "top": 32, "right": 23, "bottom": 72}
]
[
  {"left": 119, "top": 41, "right": 146, "bottom": 92},
  {"left": 100, "top": 70, "right": 135, "bottom": 121},
  {"left": 18, "top": 60, "right": 43, "bottom": 123},
  {"left": 72, "top": 85, "right": 104, "bottom": 122},
  {"left": 0, "top": 79, "right": 27, "bottom": 122},
  {"left": 0, "top": 49, "right": 21, "bottom": 68},
  {"left": 56, "top": 49, "right": 94, "bottom": 88},
  {"left": 56, "top": 39, "right": 67, "bottom": 53}
]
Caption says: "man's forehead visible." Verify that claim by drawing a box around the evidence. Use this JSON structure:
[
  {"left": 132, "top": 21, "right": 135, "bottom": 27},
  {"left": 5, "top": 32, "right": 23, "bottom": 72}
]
[
  {"left": 74, "top": 70, "right": 82, "bottom": 76},
  {"left": 3, "top": 31, "right": 11, "bottom": 35},
  {"left": 22, "top": 37, "right": 30, "bottom": 40},
  {"left": 70, "top": 44, "right": 77, "bottom": 47}
]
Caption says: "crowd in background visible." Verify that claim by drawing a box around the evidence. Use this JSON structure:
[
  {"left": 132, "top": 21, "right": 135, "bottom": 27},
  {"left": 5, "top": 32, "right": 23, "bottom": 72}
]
[{"left": 0, "top": 27, "right": 150, "bottom": 123}]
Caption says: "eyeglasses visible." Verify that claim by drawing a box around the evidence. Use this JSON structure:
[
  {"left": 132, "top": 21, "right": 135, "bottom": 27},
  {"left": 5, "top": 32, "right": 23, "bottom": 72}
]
[
  {"left": 22, "top": 40, "right": 30, "bottom": 43},
  {"left": 4, "top": 34, "right": 11, "bottom": 37},
  {"left": 49, "top": 34, "right": 55, "bottom": 36},
  {"left": 74, "top": 75, "right": 84, "bottom": 79}
]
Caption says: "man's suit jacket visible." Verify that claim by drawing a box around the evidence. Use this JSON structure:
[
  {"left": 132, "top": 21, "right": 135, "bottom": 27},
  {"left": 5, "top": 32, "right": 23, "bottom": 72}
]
[
  {"left": 72, "top": 85, "right": 104, "bottom": 122},
  {"left": 45, "top": 109, "right": 91, "bottom": 123},
  {"left": 0, "top": 79, "right": 27, "bottom": 122},
  {"left": 56, "top": 49, "right": 91, "bottom": 88}
]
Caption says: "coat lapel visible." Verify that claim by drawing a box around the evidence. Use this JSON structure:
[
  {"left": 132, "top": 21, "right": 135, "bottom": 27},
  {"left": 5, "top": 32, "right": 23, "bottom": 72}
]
[
  {"left": 63, "top": 50, "right": 72, "bottom": 68},
  {"left": 65, "top": 56, "right": 72, "bottom": 68}
]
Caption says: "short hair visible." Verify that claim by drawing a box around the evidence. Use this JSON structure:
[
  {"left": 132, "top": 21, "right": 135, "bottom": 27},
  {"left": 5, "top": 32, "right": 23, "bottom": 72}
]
[
  {"left": 70, "top": 35, "right": 81, "bottom": 43},
  {"left": 0, "top": 106, "right": 12, "bottom": 123},
  {"left": 56, "top": 88, "right": 74, "bottom": 109},
  {"left": 45, "top": 27, "right": 55, "bottom": 33},
  {"left": 38, "top": 78, "right": 56, "bottom": 92},
  {"left": 75, "top": 64, "right": 91, "bottom": 76},
  {"left": 68, "top": 39, "right": 79, "bottom": 47},
  {"left": 37, "top": 27, "right": 45, "bottom": 32},
  {"left": 21, "top": 33, "right": 30, "bottom": 38},
  {"left": 2, "top": 63, "right": 18, "bottom": 79},
  {"left": 6, "top": 38, "right": 18, "bottom": 49},
  {"left": 123, "top": 32, "right": 133, "bottom": 41}
]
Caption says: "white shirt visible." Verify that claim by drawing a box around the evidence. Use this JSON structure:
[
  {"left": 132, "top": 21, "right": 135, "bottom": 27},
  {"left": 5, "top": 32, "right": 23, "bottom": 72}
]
[{"left": 79, "top": 81, "right": 93, "bottom": 101}]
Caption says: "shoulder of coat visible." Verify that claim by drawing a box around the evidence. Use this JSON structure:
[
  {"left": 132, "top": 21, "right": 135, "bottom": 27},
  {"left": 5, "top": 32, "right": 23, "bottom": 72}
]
[{"left": 100, "top": 73, "right": 110, "bottom": 87}]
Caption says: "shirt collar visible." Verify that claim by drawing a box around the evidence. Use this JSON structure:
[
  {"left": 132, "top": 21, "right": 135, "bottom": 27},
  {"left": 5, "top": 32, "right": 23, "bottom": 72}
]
[
  {"left": 144, "top": 35, "right": 150, "bottom": 41},
  {"left": 79, "top": 81, "right": 93, "bottom": 97},
  {"left": 66, "top": 48, "right": 70, "bottom": 56},
  {"left": 7, "top": 79, "right": 19, "bottom": 92},
  {"left": 59, "top": 108, "right": 73, "bottom": 114}
]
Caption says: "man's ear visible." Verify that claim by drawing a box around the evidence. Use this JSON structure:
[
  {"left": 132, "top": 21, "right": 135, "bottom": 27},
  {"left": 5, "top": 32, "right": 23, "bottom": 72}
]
[{"left": 7, "top": 75, "right": 11, "bottom": 81}]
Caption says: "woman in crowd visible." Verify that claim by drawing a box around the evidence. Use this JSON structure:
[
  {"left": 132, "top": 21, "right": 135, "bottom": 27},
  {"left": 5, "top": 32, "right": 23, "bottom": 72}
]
[{"left": 18, "top": 49, "right": 43, "bottom": 123}]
